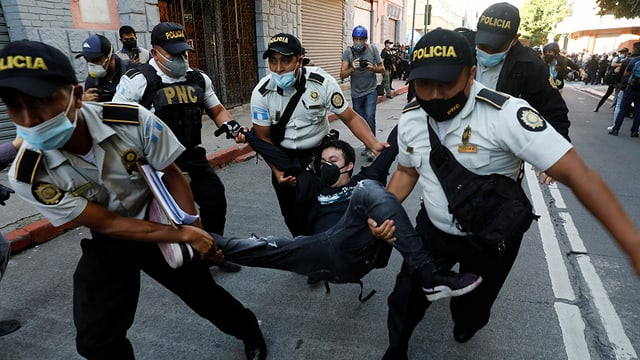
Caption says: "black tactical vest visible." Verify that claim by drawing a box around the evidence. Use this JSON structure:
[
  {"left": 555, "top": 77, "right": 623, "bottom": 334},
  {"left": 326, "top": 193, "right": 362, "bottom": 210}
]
[{"left": 137, "top": 64, "right": 206, "bottom": 150}]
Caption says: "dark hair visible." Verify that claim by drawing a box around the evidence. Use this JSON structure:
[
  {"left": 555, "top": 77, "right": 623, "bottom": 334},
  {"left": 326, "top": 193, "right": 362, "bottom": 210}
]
[
  {"left": 321, "top": 140, "right": 356, "bottom": 174},
  {"left": 543, "top": 42, "right": 560, "bottom": 54},
  {"left": 119, "top": 26, "right": 136, "bottom": 38},
  {"left": 634, "top": 42, "right": 640, "bottom": 53}
]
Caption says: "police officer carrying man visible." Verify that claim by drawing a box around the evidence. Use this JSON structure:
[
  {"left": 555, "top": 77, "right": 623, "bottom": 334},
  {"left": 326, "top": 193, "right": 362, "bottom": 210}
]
[
  {"left": 113, "top": 22, "right": 240, "bottom": 272},
  {"left": 77, "top": 34, "right": 137, "bottom": 102},
  {"left": 378, "top": 29, "right": 640, "bottom": 358},
  {"left": 0, "top": 40, "right": 266, "bottom": 360},
  {"left": 246, "top": 33, "right": 386, "bottom": 237}
]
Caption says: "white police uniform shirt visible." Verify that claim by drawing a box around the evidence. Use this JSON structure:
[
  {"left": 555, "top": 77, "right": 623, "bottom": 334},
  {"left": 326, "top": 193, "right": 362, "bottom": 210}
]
[
  {"left": 8, "top": 102, "right": 184, "bottom": 227},
  {"left": 113, "top": 58, "right": 221, "bottom": 111},
  {"left": 397, "top": 81, "right": 572, "bottom": 235},
  {"left": 250, "top": 66, "right": 349, "bottom": 150}
]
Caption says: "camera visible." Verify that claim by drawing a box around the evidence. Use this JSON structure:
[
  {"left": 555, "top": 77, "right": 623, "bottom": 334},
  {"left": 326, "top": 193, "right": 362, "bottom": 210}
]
[
  {"left": 358, "top": 58, "right": 370, "bottom": 68},
  {"left": 97, "top": 88, "right": 115, "bottom": 102}
]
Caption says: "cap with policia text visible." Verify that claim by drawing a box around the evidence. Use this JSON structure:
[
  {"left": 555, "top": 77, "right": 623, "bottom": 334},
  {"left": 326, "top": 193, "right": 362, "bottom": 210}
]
[
  {"left": 151, "top": 22, "right": 194, "bottom": 54},
  {"left": 475, "top": 2, "right": 520, "bottom": 50},
  {"left": 409, "top": 29, "right": 474, "bottom": 83},
  {"left": 75, "top": 34, "right": 112, "bottom": 60},
  {"left": 262, "top": 33, "right": 304, "bottom": 59},
  {"left": 0, "top": 40, "right": 78, "bottom": 98}
]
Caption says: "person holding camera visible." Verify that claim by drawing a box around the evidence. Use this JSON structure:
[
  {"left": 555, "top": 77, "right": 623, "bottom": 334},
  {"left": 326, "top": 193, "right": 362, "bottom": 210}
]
[
  {"left": 340, "top": 25, "right": 385, "bottom": 162},
  {"left": 77, "top": 34, "right": 138, "bottom": 102},
  {"left": 379, "top": 29, "right": 640, "bottom": 358},
  {"left": 115, "top": 25, "right": 150, "bottom": 64},
  {"left": 113, "top": 22, "right": 242, "bottom": 272}
]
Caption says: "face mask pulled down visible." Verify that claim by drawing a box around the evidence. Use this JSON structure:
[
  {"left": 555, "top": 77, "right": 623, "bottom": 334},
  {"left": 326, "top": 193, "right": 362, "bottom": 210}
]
[
  {"left": 320, "top": 161, "right": 349, "bottom": 186},
  {"left": 272, "top": 68, "right": 298, "bottom": 89},
  {"left": 16, "top": 88, "right": 78, "bottom": 151}
]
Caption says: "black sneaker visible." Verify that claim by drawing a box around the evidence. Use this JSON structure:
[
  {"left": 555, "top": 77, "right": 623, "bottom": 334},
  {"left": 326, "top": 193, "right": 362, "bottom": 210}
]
[
  {"left": 608, "top": 129, "right": 619, "bottom": 136},
  {"left": 423, "top": 271, "right": 482, "bottom": 302},
  {"left": 214, "top": 260, "right": 242, "bottom": 273},
  {"left": 631, "top": 132, "right": 639, "bottom": 138}
]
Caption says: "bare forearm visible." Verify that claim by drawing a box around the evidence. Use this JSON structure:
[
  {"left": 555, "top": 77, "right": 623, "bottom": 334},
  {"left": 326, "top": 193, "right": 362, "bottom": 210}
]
[{"left": 387, "top": 165, "right": 419, "bottom": 202}]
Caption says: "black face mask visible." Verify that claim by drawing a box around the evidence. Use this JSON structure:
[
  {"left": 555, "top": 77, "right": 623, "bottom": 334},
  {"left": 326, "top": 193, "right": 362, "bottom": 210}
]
[
  {"left": 320, "top": 162, "right": 348, "bottom": 186},
  {"left": 123, "top": 39, "right": 137, "bottom": 50},
  {"left": 543, "top": 54, "right": 555, "bottom": 64},
  {"left": 416, "top": 82, "right": 469, "bottom": 122}
]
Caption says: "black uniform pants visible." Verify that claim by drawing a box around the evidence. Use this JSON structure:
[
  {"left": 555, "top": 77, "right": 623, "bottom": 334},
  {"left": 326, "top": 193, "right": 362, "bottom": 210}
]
[
  {"left": 382, "top": 207, "right": 524, "bottom": 359},
  {"left": 176, "top": 147, "right": 227, "bottom": 235},
  {"left": 269, "top": 147, "right": 317, "bottom": 237},
  {"left": 73, "top": 234, "right": 263, "bottom": 360}
]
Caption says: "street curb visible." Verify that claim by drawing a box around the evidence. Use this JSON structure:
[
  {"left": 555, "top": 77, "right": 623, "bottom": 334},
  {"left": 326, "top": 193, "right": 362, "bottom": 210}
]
[{"left": 5, "top": 84, "right": 408, "bottom": 253}]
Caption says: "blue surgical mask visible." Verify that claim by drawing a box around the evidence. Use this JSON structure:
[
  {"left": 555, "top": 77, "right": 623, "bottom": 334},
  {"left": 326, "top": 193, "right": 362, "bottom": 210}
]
[
  {"left": 619, "top": 54, "right": 625, "bottom": 60},
  {"left": 15, "top": 87, "right": 77, "bottom": 151},
  {"left": 158, "top": 51, "right": 188, "bottom": 78},
  {"left": 272, "top": 69, "right": 297, "bottom": 89},
  {"left": 476, "top": 46, "right": 509, "bottom": 67}
]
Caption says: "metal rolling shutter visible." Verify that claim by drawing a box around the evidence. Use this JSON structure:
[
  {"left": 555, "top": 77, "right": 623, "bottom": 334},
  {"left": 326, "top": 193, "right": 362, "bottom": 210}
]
[
  {"left": 0, "top": 4, "right": 12, "bottom": 142},
  {"left": 301, "top": 0, "right": 343, "bottom": 79}
]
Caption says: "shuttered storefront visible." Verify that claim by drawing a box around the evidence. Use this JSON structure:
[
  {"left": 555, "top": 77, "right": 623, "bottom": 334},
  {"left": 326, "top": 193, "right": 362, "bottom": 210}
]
[
  {"left": 301, "top": 0, "right": 343, "bottom": 79},
  {"left": 0, "top": 4, "right": 12, "bottom": 142}
]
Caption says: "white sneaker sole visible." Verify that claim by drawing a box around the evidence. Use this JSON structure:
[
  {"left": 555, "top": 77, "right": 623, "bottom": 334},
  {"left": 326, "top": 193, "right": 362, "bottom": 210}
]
[
  {"left": 158, "top": 242, "right": 194, "bottom": 269},
  {"left": 424, "top": 276, "right": 483, "bottom": 302}
]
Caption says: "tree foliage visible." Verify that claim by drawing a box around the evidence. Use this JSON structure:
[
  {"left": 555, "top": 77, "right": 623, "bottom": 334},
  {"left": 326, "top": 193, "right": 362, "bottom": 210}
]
[
  {"left": 519, "top": 0, "right": 570, "bottom": 47},
  {"left": 596, "top": 0, "right": 640, "bottom": 19}
]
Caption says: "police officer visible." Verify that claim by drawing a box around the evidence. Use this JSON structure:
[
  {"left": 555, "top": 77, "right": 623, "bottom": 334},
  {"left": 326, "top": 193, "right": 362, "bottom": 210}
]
[
  {"left": 76, "top": 34, "right": 136, "bottom": 102},
  {"left": 0, "top": 40, "right": 266, "bottom": 360},
  {"left": 113, "top": 22, "right": 241, "bottom": 272},
  {"left": 248, "top": 33, "right": 386, "bottom": 237},
  {"left": 378, "top": 29, "right": 640, "bottom": 358},
  {"left": 543, "top": 42, "right": 586, "bottom": 90},
  {"left": 474, "top": 2, "right": 571, "bottom": 142}
]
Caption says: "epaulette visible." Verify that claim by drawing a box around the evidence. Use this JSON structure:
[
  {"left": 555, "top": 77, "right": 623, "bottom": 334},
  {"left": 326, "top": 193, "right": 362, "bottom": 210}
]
[
  {"left": 14, "top": 148, "right": 42, "bottom": 184},
  {"left": 258, "top": 79, "right": 270, "bottom": 96},
  {"left": 402, "top": 100, "right": 421, "bottom": 113},
  {"left": 123, "top": 67, "right": 143, "bottom": 78},
  {"left": 476, "top": 88, "right": 509, "bottom": 109},
  {"left": 308, "top": 72, "right": 325, "bottom": 85},
  {"left": 102, "top": 103, "right": 140, "bottom": 125}
]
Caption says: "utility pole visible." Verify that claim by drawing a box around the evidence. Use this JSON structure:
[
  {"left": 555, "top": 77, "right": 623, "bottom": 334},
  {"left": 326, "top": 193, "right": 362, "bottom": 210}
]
[{"left": 410, "top": 0, "right": 417, "bottom": 46}]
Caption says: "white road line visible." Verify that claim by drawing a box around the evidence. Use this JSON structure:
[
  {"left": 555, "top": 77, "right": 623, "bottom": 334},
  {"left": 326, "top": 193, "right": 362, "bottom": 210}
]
[
  {"left": 548, "top": 183, "right": 567, "bottom": 209},
  {"left": 526, "top": 165, "right": 637, "bottom": 359},
  {"left": 558, "top": 212, "right": 587, "bottom": 254},
  {"left": 555, "top": 302, "right": 590, "bottom": 360},
  {"left": 525, "top": 166, "right": 575, "bottom": 301},
  {"left": 577, "top": 255, "right": 638, "bottom": 359}
]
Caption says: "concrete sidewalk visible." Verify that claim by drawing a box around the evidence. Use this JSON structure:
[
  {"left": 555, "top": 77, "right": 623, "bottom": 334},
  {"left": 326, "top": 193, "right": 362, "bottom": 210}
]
[{"left": 0, "top": 78, "right": 410, "bottom": 254}]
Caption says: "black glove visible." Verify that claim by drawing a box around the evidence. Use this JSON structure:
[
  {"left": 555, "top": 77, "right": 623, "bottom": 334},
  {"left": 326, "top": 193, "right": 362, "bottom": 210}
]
[
  {"left": 0, "top": 183, "right": 14, "bottom": 206},
  {"left": 214, "top": 120, "right": 243, "bottom": 139}
]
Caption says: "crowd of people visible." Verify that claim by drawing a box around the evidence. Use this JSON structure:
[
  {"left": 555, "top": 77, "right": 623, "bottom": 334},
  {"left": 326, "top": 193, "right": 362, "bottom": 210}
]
[{"left": 0, "top": 4, "right": 640, "bottom": 360}]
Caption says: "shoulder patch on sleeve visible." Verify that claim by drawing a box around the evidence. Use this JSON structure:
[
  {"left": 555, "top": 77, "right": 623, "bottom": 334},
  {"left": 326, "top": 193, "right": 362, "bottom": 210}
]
[
  {"left": 331, "top": 92, "right": 345, "bottom": 108},
  {"left": 402, "top": 101, "right": 421, "bottom": 113},
  {"left": 102, "top": 103, "right": 140, "bottom": 125},
  {"left": 476, "top": 88, "right": 509, "bottom": 109},
  {"left": 517, "top": 107, "right": 547, "bottom": 132},
  {"left": 32, "top": 182, "right": 64, "bottom": 205},
  {"left": 258, "top": 79, "right": 271, "bottom": 96},
  {"left": 15, "top": 148, "right": 43, "bottom": 184},
  {"left": 308, "top": 72, "right": 325, "bottom": 84}
]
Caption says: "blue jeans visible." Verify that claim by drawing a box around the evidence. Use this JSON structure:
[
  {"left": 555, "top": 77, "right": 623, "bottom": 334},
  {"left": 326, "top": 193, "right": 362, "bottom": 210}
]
[
  {"left": 612, "top": 88, "right": 640, "bottom": 133},
  {"left": 612, "top": 89, "right": 625, "bottom": 127},
  {"left": 352, "top": 91, "right": 378, "bottom": 138},
  {"left": 215, "top": 180, "right": 434, "bottom": 284}
]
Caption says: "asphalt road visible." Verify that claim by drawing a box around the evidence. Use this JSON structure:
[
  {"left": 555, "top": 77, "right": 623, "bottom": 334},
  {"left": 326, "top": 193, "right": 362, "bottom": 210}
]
[{"left": 0, "top": 83, "right": 638, "bottom": 360}]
